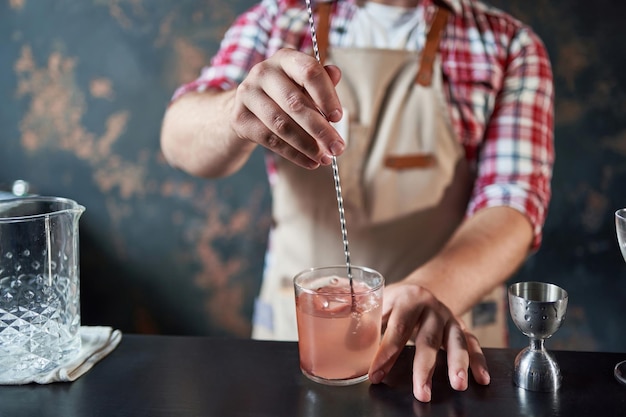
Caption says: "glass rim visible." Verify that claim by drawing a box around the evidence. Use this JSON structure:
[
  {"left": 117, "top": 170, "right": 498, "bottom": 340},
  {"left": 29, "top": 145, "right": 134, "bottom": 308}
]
[
  {"left": 0, "top": 196, "right": 85, "bottom": 223},
  {"left": 616, "top": 208, "right": 626, "bottom": 221},
  {"left": 293, "top": 265, "right": 384, "bottom": 295},
  {"left": 508, "top": 281, "right": 568, "bottom": 302}
]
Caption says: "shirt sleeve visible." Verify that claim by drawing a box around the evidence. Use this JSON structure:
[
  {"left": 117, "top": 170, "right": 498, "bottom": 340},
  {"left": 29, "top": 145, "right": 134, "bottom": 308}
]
[
  {"left": 466, "top": 26, "right": 555, "bottom": 250},
  {"left": 170, "top": 0, "right": 279, "bottom": 101}
]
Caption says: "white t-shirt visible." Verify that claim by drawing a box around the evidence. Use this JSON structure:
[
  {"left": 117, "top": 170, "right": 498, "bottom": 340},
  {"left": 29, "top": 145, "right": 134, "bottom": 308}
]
[{"left": 339, "top": 2, "right": 426, "bottom": 50}]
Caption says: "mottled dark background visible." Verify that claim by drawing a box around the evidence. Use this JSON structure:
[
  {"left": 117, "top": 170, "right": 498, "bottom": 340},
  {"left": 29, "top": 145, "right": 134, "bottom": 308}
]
[{"left": 1, "top": 0, "right": 625, "bottom": 352}]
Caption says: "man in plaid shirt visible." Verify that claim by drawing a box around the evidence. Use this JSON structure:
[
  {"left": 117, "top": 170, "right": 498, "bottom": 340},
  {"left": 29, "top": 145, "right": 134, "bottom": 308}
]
[{"left": 161, "top": 0, "right": 554, "bottom": 402}]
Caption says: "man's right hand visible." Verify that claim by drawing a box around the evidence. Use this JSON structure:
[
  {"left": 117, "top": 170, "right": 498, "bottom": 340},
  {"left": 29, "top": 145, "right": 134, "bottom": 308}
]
[{"left": 230, "top": 48, "right": 345, "bottom": 169}]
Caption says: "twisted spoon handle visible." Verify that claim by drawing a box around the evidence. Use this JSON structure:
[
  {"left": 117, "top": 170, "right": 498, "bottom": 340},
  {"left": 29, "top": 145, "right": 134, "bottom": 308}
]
[{"left": 305, "top": 0, "right": 354, "bottom": 287}]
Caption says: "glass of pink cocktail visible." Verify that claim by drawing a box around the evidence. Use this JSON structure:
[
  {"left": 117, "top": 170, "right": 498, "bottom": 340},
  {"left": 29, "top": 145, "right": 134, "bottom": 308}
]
[{"left": 294, "top": 265, "right": 384, "bottom": 386}]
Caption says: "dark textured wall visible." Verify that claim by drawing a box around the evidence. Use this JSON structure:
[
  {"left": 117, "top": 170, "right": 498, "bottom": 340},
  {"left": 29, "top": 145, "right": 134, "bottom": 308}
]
[
  {"left": 1, "top": 0, "right": 625, "bottom": 352},
  {"left": 489, "top": 0, "right": 626, "bottom": 350},
  {"left": 0, "top": 0, "right": 272, "bottom": 338}
]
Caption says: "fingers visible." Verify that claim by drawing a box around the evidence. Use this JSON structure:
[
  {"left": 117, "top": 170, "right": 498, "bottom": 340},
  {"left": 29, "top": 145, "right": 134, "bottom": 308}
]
[
  {"left": 232, "top": 87, "right": 327, "bottom": 169},
  {"left": 441, "top": 320, "right": 470, "bottom": 392},
  {"left": 369, "top": 313, "right": 420, "bottom": 385},
  {"left": 411, "top": 308, "right": 446, "bottom": 402},
  {"left": 324, "top": 64, "right": 342, "bottom": 89},
  {"left": 448, "top": 317, "right": 490, "bottom": 386},
  {"left": 369, "top": 285, "right": 424, "bottom": 385},
  {"left": 465, "top": 330, "right": 491, "bottom": 385},
  {"left": 231, "top": 49, "right": 345, "bottom": 168},
  {"left": 371, "top": 284, "right": 445, "bottom": 402},
  {"left": 281, "top": 53, "right": 342, "bottom": 121},
  {"left": 372, "top": 283, "right": 491, "bottom": 403},
  {"left": 294, "top": 59, "right": 341, "bottom": 122}
]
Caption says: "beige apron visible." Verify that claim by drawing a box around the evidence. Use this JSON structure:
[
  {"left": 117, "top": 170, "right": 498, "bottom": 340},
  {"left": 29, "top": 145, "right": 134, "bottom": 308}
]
[{"left": 252, "top": 4, "right": 507, "bottom": 347}]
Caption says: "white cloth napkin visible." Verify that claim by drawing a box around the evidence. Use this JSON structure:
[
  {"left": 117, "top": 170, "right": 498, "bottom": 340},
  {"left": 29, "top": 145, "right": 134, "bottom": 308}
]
[{"left": 4, "top": 326, "right": 122, "bottom": 385}]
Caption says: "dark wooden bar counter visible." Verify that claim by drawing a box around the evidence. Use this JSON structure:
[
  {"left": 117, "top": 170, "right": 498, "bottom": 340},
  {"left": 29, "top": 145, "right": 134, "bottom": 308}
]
[{"left": 0, "top": 334, "right": 625, "bottom": 416}]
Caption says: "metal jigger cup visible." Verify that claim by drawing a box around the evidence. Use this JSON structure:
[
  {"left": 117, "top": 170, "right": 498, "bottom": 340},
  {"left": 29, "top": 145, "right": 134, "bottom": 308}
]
[{"left": 508, "top": 281, "right": 568, "bottom": 392}]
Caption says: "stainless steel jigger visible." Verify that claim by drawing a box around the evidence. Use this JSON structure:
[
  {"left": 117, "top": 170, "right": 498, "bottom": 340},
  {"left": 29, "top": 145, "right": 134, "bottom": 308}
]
[{"left": 508, "top": 281, "right": 568, "bottom": 392}]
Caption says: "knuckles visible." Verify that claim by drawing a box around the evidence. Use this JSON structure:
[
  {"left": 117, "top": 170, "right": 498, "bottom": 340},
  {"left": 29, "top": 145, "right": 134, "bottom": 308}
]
[
  {"left": 264, "top": 132, "right": 282, "bottom": 150},
  {"left": 299, "top": 59, "right": 327, "bottom": 83},
  {"left": 284, "top": 92, "right": 307, "bottom": 113},
  {"left": 269, "top": 112, "right": 291, "bottom": 136},
  {"left": 246, "top": 60, "right": 274, "bottom": 82}
]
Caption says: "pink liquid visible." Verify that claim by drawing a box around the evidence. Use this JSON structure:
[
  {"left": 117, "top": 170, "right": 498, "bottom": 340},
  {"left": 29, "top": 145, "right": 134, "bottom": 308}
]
[{"left": 295, "top": 276, "right": 382, "bottom": 382}]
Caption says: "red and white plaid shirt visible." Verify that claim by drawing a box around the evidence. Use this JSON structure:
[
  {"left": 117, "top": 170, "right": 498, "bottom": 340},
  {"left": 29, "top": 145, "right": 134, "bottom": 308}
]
[{"left": 173, "top": 0, "right": 554, "bottom": 248}]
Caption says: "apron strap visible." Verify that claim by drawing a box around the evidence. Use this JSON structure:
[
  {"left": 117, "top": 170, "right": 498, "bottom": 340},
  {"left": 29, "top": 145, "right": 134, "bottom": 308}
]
[
  {"left": 315, "top": 1, "right": 333, "bottom": 65},
  {"left": 316, "top": 2, "right": 449, "bottom": 86},
  {"left": 415, "top": 7, "right": 450, "bottom": 86}
]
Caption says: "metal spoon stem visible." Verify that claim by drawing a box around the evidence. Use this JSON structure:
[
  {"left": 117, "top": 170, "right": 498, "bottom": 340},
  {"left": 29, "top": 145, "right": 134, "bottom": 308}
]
[{"left": 305, "top": 0, "right": 355, "bottom": 304}]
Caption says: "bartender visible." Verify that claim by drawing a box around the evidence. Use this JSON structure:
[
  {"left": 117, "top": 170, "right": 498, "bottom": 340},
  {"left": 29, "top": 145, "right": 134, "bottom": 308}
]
[{"left": 160, "top": 0, "right": 554, "bottom": 402}]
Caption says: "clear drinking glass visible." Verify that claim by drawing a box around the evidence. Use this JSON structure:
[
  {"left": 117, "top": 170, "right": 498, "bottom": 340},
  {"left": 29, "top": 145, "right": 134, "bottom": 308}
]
[
  {"left": 614, "top": 208, "right": 626, "bottom": 385},
  {"left": 0, "top": 196, "right": 85, "bottom": 383},
  {"left": 294, "top": 265, "right": 383, "bottom": 386}
]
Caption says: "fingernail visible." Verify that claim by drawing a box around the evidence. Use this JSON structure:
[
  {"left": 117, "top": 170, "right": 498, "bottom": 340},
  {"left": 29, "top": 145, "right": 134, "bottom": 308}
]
[
  {"left": 456, "top": 369, "right": 467, "bottom": 382},
  {"left": 370, "top": 370, "right": 385, "bottom": 384},
  {"left": 422, "top": 383, "right": 431, "bottom": 399},
  {"left": 320, "top": 155, "right": 332, "bottom": 165},
  {"left": 329, "top": 141, "right": 344, "bottom": 156},
  {"left": 482, "top": 369, "right": 491, "bottom": 384}
]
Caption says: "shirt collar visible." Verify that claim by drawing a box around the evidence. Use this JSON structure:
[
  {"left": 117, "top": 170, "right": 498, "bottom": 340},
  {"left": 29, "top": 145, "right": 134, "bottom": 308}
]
[
  {"left": 428, "top": 0, "right": 462, "bottom": 15},
  {"left": 351, "top": 0, "right": 462, "bottom": 16}
]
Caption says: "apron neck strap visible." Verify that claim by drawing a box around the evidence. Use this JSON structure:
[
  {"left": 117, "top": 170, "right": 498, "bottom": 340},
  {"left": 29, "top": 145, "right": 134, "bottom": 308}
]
[
  {"left": 415, "top": 6, "right": 449, "bottom": 86},
  {"left": 315, "top": 1, "right": 333, "bottom": 65},
  {"left": 315, "top": 2, "right": 449, "bottom": 85}
]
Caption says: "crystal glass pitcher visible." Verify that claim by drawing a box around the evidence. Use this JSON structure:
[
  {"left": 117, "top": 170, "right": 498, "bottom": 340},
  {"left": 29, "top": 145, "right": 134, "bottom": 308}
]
[{"left": 0, "top": 196, "right": 85, "bottom": 383}]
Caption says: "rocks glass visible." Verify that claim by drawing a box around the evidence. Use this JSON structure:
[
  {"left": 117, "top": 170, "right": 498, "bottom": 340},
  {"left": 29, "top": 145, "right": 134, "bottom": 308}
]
[{"left": 294, "top": 265, "right": 383, "bottom": 385}]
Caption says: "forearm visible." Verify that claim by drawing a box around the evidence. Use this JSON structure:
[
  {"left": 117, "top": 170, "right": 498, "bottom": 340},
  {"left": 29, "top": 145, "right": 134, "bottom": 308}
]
[
  {"left": 160, "top": 90, "right": 257, "bottom": 178},
  {"left": 406, "top": 206, "right": 534, "bottom": 316}
]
